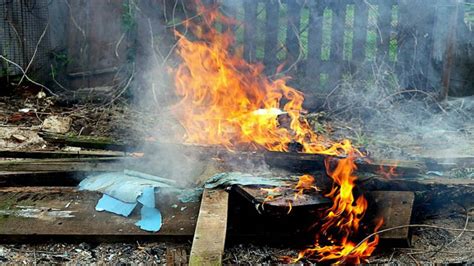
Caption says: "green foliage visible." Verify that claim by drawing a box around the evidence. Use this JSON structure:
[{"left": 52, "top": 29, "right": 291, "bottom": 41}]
[
  {"left": 122, "top": 0, "right": 136, "bottom": 32},
  {"left": 49, "top": 51, "right": 71, "bottom": 80}
]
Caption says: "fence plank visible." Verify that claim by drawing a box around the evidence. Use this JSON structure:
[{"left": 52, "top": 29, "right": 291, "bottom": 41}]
[
  {"left": 243, "top": 0, "right": 258, "bottom": 63},
  {"left": 352, "top": 1, "right": 369, "bottom": 63},
  {"left": 263, "top": 0, "right": 280, "bottom": 74},
  {"left": 285, "top": 0, "right": 302, "bottom": 71},
  {"left": 396, "top": 0, "right": 416, "bottom": 87},
  {"left": 328, "top": 2, "right": 346, "bottom": 86},
  {"left": 376, "top": 1, "right": 393, "bottom": 63},
  {"left": 397, "top": 0, "right": 436, "bottom": 89},
  {"left": 305, "top": 1, "right": 324, "bottom": 85}
]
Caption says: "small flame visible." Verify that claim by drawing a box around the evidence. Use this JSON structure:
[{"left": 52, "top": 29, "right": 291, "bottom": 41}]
[
  {"left": 378, "top": 163, "right": 399, "bottom": 179},
  {"left": 294, "top": 174, "right": 319, "bottom": 200}
]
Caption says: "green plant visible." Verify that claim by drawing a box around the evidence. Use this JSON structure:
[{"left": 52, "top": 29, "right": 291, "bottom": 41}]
[{"left": 122, "top": 0, "right": 136, "bottom": 32}]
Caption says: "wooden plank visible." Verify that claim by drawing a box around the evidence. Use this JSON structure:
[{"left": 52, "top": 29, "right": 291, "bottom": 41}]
[
  {"left": 305, "top": 1, "right": 324, "bottom": 85},
  {"left": 0, "top": 157, "right": 128, "bottom": 172},
  {"left": 189, "top": 189, "right": 229, "bottom": 266},
  {"left": 243, "top": 0, "right": 258, "bottom": 63},
  {"left": 263, "top": 0, "right": 280, "bottom": 74},
  {"left": 285, "top": 0, "right": 302, "bottom": 70},
  {"left": 328, "top": 2, "right": 346, "bottom": 86},
  {"left": 263, "top": 151, "right": 423, "bottom": 177},
  {"left": 0, "top": 187, "right": 200, "bottom": 242},
  {"left": 0, "top": 149, "right": 125, "bottom": 159},
  {"left": 376, "top": 1, "right": 393, "bottom": 63},
  {"left": 372, "top": 191, "right": 414, "bottom": 245},
  {"left": 235, "top": 186, "right": 414, "bottom": 244},
  {"left": 352, "top": 1, "right": 369, "bottom": 63},
  {"left": 39, "top": 132, "right": 131, "bottom": 151},
  {"left": 396, "top": 0, "right": 416, "bottom": 86},
  {"left": 440, "top": 1, "right": 460, "bottom": 100}
]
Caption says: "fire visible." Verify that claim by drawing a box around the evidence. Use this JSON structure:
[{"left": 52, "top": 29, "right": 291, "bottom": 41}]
[
  {"left": 294, "top": 174, "right": 319, "bottom": 200},
  {"left": 292, "top": 153, "right": 382, "bottom": 263},
  {"left": 378, "top": 163, "right": 399, "bottom": 179},
  {"left": 172, "top": 3, "right": 354, "bottom": 156},
  {"left": 170, "top": 1, "right": 382, "bottom": 263}
]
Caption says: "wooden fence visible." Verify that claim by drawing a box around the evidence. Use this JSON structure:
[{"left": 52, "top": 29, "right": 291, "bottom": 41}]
[
  {"left": 220, "top": 0, "right": 473, "bottom": 96},
  {"left": 1, "top": 0, "right": 472, "bottom": 97}
]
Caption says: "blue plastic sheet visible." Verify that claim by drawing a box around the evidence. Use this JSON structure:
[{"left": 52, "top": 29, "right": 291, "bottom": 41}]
[{"left": 95, "top": 194, "right": 137, "bottom": 217}]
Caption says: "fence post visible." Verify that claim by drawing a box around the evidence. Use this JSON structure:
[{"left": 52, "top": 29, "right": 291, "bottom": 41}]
[
  {"left": 285, "top": 0, "right": 302, "bottom": 73},
  {"left": 328, "top": 2, "right": 346, "bottom": 87},
  {"left": 243, "top": 0, "right": 257, "bottom": 63},
  {"left": 376, "top": 0, "right": 393, "bottom": 64},
  {"left": 305, "top": 1, "right": 324, "bottom": 86},
  {"left": 352, "top": 1, "right": 369, "bottom": 64},
  {"left": 263, "top": 0, "right": 280, "bottom": 75}
]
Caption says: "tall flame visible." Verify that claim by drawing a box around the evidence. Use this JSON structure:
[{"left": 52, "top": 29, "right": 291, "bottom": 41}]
[{"left": 171, "top": 2, "right": 382, "bottom": 263}]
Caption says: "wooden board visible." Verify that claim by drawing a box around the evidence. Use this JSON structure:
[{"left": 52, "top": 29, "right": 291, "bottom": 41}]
[
  {"left": 0, "top": 158, "right": 127, "bottom": 172},
  {"left": 372, "top": 191, "right": 415, "bottom": 245},
  {"left": 0, "top": 187, "right": 200, "bottom": 242},
  {"left": 0, "top": 150, "right": 125, "bottom": 159},
  {"left": 189, "top": 189, "right": 229, "bottom": 266}
]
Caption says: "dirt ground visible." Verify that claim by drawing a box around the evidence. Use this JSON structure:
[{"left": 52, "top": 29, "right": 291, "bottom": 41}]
[
  {"left": 0, "top": 93, "right": 473, "bottom": 264},
  {"left": 0, "top": 205, "right": 471, "bottom": 264}
]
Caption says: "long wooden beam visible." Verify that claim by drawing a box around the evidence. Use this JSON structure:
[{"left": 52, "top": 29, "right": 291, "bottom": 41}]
[{"left": 0, "top": 187, "right": 199, "bottom": 242}]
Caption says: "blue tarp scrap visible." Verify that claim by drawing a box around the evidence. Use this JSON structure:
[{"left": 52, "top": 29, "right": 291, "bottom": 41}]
[
  {"left": 95, "top": 194, "right": 137, "bottom": 217},
  {"left": 79, "top": 171, "right": 169, "bottom": 232}
]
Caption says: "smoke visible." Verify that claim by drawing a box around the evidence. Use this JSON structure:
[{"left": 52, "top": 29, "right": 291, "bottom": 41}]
[{"left": 130, "top": 0, "right": 474, "bottom": 179}]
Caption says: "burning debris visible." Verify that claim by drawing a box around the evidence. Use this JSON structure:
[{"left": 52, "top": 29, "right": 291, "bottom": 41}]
[
  {"left": 0, "top": 0, "right": 473, "bottom": 265},
  {"left": 168, "top": 1, "right": 383, "bottom": 263}
]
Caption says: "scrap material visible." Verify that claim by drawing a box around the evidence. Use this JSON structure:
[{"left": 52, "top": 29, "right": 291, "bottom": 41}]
[
  {"left": 80, "top": 171, "right": 174, "bottom": 232},
  {"left": 190, "top": 189, "right": 229, "bottom": 266}
]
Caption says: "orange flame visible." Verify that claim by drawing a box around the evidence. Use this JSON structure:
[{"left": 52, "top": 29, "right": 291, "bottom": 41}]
[
  {"left": 170, "top": 2, "right": 382, "bottom": 263},
  {"left": 294, "top": 174, "right": 319, "bottom": 200},
  {"left": 292, "top": 152, "right": 382, "bottom": 263}
]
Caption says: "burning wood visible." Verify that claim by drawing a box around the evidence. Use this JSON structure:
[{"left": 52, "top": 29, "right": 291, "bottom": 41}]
[{"left": 167, "top": 1, "right": 383, "bottom": 263}]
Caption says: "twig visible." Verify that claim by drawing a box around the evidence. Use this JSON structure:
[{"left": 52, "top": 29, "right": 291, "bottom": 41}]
[
  {"left": 376, "top": 89, "right": 448, "bottom": 114},
  {"left": 407, "top": 252, "right": 421, "bottom": 266},
  {"left": 18, "top": 21, "right": 49, "bottom": 86},
  {"left": 424, "top": 210, "right": 470, "bottom": 259},
  {"left": 339, "top": 224, "right": 474, "bottom": 263},
  {"left": 0, "top": 55, "right": 58, "bottom": 97},
  {"left": 106, "top": 65, "right": 135, "bottom": 106},
  {"left": 115, "top": 32, "right": 126, "bottom": 59}
]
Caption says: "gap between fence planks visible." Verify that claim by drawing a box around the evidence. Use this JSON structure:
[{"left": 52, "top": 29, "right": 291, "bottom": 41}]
[{"left": 189, "top": 189, "right": 229, "bottom": 266}]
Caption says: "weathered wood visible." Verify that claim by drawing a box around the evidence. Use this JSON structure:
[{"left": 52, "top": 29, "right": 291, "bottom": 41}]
[
  {"left": 285, "top": 0, "right": 302, "bottom": 70},
  {"left": 328, "top": 2, "right": 346, "bottom": 85},
  {"left": 0, "top": 157, "right": 128, "bottom": 172},
  {"left": 305, "top": 1, "right": 324, "bottom": 85},
  {"left": 189, "top": 189, "right": 229, "bottom": 266},
  {"left": 0, "top": 187, "right": 200, "bottom": 242},
  {"left": 376, "top": 1, "right": 393, "bottom": 63},
  {"left": 243, "top": 0, "right": 258, "bottom": 63},
  {"left": 264, "top": 151, "right": 423, "bottom": 177},
  {"left": 352, "top": 1, "right": 369, "bottom": 62},
  {"left": 440, "top": 2, "right": 460, "bottom": 100},
  {"left": 235, "top": 185, "right": 414, "bottom": 243},
  {"left": 263, "top": 0, "right": 280, "bottom": 74},
  {"left": 0, "top": 149, "right": 125, "bottom": 159},
  {"left": 372, "top": 191, "right": 414, "bottom": 246},
  {"left": 166, "top": 247, "right": 188, "bottom": 266},
  {"left": 39, "top": 132, "right": 130, "bottom": 151}
]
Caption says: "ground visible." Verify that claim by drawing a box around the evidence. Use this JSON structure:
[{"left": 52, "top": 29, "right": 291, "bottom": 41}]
[
  {"left": 0, "top": 205, "right": 471, "bottom": 264},
  {"left": 0, "top": 91, "right": 473, "bottom": 264}
]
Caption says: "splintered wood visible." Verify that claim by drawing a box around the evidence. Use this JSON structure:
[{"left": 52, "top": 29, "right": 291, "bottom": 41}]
[{"left": 189, "top": 189, "right": 229, "bottom": 266}]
